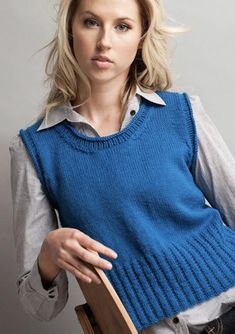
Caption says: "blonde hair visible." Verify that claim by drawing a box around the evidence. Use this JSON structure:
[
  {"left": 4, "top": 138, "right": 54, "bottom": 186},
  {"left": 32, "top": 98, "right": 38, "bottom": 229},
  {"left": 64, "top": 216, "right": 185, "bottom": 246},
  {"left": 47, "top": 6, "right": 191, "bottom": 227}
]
[{"left": 37, "top": 0, "right": 187, "bottom": 122}]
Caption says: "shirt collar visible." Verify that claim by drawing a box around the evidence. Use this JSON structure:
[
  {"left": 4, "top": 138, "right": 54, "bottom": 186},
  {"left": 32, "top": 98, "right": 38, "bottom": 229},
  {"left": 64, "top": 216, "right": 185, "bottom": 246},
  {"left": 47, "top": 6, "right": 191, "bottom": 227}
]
[{"left": 36, "top": 86, "right": 166, "bottom": 132}]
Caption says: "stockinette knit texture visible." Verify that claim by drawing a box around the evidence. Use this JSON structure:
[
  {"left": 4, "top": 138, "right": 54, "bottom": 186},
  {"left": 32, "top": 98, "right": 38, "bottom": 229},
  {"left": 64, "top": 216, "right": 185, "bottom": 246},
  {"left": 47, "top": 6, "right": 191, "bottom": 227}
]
[{"left": 19, "top": 91, "right": 235, "bottom": 332}]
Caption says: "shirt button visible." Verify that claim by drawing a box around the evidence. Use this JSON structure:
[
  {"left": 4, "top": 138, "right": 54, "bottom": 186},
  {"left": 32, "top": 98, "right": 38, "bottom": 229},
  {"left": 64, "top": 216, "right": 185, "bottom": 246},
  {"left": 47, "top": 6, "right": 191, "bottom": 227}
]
[
  {"left": 130, "top": 110, "right": 136, "bottom": 116},
  {"left": 48, "top": 288, "right": 56, "bottom": 298},
  {"left": 173, "top": 317, "right": 179, "bottom": 324}
]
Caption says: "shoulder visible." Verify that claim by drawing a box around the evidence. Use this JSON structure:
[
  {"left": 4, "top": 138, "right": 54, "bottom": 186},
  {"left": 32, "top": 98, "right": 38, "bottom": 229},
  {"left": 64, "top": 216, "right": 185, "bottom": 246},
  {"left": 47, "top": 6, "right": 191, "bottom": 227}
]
[
  {"left": 9, "top": 117, "right": 47, "bottom": 167},
  {"left": 187, "top": 94, "right": 204, "bottom": 111},
  {"left": 9, "top": 134, "right": 31, "bottom": 162},
  {"left": 9, "top": 134, "right": 25, "bottom": 153},
  {"left": 9, "top": 117, "right": 44, "bottom": 153},
  {"left": 19, "top": 117, "right": 44, "bottom": 135},
  {"left": 155, "top": 90, "right": 194, "bottom": 107},
  {"left": 158, "top": 91, "right": 205, "bottom": 114},
  {"left": 157, "top": 90, "right": 201, "bottom": 102}
]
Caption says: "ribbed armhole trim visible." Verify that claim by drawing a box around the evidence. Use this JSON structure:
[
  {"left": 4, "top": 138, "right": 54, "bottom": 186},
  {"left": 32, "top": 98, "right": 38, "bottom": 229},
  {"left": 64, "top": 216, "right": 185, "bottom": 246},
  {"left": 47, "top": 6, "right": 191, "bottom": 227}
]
[
  {"left": 19, "top": 125, "right": 57, "bottom": 209},
  {"left": 180, "top": 93, "right": 199, "bottom": 167}
]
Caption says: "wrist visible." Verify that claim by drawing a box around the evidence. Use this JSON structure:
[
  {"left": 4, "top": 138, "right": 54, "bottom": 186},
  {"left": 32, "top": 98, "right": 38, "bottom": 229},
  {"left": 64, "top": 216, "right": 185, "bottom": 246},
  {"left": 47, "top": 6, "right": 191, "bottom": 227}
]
[{"left": 37, "top": 242, "right": 61, "bottom": 289}]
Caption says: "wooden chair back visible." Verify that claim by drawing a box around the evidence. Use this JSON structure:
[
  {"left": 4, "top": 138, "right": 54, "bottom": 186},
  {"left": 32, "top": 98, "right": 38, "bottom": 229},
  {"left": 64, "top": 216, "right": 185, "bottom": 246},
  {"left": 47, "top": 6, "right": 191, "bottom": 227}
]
[{"left": 74, "top": 250, "right": 138, "bottom": 334}]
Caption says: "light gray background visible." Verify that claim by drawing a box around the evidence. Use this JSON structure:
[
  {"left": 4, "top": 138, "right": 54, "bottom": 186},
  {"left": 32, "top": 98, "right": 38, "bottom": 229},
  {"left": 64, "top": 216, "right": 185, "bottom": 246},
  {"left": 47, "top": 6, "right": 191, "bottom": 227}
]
[{"left": 1, "top": 1, "right": 235, "bottom": 333}]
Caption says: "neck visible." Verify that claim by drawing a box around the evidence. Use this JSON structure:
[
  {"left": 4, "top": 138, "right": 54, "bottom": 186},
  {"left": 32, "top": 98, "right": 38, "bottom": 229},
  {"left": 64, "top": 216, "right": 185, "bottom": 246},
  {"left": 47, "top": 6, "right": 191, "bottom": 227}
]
[{"left": 72, "top": 78, "right": 127, "bottom": 125}]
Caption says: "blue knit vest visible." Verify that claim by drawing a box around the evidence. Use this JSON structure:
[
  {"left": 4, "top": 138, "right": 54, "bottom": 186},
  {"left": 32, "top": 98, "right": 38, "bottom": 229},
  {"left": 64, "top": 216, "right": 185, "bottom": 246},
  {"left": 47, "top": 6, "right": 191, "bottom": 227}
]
[{"left": 19, "top": 91, "right": 235, "bottom": 332}]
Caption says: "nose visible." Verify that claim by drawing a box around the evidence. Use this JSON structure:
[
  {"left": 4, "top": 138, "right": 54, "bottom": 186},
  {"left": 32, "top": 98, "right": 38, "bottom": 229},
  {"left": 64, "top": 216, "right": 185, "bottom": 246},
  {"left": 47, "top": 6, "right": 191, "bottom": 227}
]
[{"left": 96, "top": 28, "right": 112, "bottom": 50}]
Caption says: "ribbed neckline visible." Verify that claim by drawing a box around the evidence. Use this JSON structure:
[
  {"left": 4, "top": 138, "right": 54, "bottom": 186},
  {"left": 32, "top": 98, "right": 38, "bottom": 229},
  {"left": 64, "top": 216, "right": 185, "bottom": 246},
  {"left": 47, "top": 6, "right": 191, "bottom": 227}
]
[{"left": 55, "top": 98, "right": 154, "bottom": 152}]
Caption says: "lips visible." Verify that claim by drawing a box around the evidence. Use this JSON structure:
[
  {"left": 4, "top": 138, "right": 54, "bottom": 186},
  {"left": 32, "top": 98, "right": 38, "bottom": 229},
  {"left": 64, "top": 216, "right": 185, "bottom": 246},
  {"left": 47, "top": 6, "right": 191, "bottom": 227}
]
[{"left": 92, "top": 55, "right": 113, "bottom": 63}]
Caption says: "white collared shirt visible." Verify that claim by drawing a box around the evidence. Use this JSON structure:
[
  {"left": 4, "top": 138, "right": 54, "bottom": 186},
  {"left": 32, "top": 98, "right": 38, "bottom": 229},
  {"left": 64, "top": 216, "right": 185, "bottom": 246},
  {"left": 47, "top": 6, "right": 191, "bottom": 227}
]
[
  {"left": 36, "top": 86, "right": 166, "bottom": 132},
  {"left": 9, "top": 87, "right": 235, "bottom": 333}
]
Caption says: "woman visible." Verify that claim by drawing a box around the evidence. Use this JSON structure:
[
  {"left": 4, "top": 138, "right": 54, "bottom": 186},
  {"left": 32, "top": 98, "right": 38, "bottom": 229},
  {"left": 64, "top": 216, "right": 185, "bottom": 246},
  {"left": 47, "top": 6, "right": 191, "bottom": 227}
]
[{"left": 9, "top": 0, "right": 235, "bottom": 333}]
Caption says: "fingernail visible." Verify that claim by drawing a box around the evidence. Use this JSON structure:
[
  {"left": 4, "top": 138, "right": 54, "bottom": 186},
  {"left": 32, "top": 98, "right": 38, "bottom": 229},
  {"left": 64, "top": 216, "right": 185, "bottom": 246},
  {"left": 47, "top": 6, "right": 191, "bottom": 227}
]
[
  {"left": 106, "top": 262, "right": 112, "bottom": 269},
  {"left": 111, "top": 252, "right": 118, "bottom": 259}
]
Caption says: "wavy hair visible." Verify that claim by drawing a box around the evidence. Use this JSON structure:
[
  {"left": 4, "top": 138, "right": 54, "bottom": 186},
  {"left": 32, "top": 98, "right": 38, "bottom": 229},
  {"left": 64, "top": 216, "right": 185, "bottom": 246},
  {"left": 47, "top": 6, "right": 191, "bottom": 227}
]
[{"left": 37, "top": 0, "right": 187, "bottom": 122}]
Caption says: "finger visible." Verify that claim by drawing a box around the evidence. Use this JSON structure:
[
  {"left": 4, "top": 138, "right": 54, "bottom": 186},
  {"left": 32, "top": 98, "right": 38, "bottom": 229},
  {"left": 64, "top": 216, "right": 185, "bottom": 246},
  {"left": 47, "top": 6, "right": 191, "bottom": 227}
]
[
  {"left": 57, "top": 258, "right": 101, "bottom": 284},
  {"left": 61, "top": 252, "right": 102, "bottom": 284},
  {"left": 75, "top": 230, "right": 118, "bottom": 259},
  {"left": 63, "top": 238, "right": 114, "bottom": 270}
]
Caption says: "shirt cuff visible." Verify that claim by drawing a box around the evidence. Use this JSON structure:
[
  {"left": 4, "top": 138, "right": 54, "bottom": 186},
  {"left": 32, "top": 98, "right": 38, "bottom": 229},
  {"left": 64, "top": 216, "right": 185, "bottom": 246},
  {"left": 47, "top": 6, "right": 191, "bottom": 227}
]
[{"left": 25, "top": 258, "right": 68, "bottom": 301}]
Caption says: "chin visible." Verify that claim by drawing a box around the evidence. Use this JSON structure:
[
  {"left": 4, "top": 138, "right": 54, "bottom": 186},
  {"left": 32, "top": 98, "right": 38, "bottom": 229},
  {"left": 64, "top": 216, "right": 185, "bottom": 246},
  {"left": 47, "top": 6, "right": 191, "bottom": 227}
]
[{"left": 88, "top": 74, "right": 116, "bottom": 84}]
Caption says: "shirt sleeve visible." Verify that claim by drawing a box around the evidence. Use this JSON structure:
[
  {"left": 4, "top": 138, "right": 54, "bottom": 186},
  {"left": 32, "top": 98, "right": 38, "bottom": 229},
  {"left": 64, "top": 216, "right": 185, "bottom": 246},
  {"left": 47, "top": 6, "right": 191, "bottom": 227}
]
[
  {"left": 189, "top": 95, "right": 235, "bottom": 230},
  {"left": 9, "top": 134, "right": 69, "bottom": 321}
]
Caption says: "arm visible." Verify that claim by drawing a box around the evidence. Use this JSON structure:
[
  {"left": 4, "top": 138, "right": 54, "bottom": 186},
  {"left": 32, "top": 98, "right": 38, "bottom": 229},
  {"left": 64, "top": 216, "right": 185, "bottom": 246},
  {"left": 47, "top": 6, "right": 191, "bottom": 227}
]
[
  {"left": 9, "top": 134, "right": 118, "bottom": 320},
  {"left": 189, "top": 95, "right": 235, "bottom": 230},
  {"left": 9, "top": 134, "right": 69, "bottom": 321}
]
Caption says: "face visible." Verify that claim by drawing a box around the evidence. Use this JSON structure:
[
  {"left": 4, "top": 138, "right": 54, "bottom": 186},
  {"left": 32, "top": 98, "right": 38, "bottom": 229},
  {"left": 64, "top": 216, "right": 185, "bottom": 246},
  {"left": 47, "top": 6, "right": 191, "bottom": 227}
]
[{"left": 71, "top": 0, "right": 143, "bottom": 86}]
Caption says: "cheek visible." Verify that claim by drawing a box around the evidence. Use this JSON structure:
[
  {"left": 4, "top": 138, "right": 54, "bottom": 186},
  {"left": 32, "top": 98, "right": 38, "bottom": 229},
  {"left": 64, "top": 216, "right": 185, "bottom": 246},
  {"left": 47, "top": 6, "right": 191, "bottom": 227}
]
[
  {"left": 120, "top": 39, "right": 140, "bottom": 61},
  {"left": 72, "top": 34, "right": 92, "bottom": 60}
]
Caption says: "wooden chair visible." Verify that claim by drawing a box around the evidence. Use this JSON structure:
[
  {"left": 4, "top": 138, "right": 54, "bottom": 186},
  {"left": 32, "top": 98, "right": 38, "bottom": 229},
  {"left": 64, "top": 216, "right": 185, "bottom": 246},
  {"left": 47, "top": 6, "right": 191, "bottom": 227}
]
[{"left": 74, "top": 250, "right": 138, "bottom": 334}]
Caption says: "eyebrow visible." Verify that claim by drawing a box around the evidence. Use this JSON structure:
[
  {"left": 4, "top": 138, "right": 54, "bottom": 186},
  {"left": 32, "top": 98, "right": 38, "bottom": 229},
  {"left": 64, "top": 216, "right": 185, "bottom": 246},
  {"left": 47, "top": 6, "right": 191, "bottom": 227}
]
[{"left": 80, "top": 10, "right": 136, "bottom": 23}]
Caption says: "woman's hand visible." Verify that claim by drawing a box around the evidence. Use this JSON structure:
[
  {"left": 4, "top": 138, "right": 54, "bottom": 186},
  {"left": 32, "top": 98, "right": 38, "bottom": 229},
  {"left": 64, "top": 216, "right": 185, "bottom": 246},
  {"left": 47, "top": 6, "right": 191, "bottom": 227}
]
[{"left": 38, "top": 228, "right": 118, "bottom": 288}]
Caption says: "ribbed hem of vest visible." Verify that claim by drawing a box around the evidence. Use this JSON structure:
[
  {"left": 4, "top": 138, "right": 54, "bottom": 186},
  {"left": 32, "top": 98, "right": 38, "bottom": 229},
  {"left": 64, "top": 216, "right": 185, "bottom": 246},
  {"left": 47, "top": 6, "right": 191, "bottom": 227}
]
[
  {"left": 104, "top": 220, "right": 235, "bottom": 332},
  {"left": 54, "top": 99, "right": 157, "bottom": 152}
]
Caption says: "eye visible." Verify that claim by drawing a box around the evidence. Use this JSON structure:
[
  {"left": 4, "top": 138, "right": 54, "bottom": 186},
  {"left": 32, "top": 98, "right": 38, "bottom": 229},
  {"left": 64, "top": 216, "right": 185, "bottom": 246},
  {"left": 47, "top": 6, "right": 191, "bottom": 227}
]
[
  {"left": 117, "top": 23, "right": 130, "bottom": 32},
  {"left": 83, "top": 19, "right": 131, "bottom": 32},
  {"left": 83, "top": 18, "right": 99, "bottom": 28}
]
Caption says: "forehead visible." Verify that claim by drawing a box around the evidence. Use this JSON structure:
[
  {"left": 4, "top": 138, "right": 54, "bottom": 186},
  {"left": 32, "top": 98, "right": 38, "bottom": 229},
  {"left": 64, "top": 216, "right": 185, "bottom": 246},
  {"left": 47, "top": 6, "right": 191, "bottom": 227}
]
[{"left": 76, "top": 0, "right": 141, "bottom": 20}]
